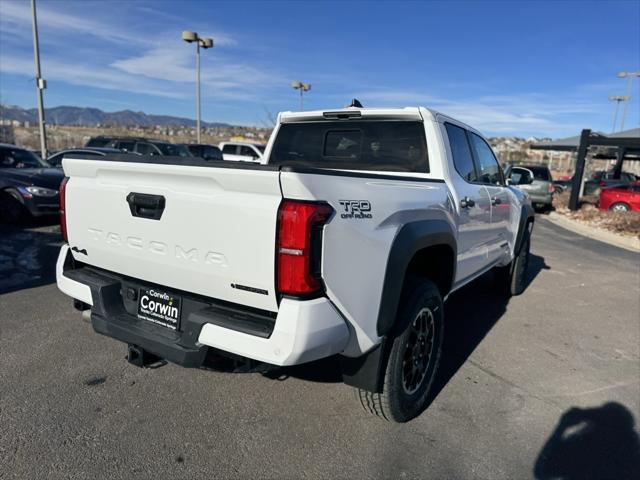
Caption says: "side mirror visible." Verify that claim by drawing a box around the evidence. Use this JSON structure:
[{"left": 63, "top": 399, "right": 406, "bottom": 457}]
[{"left": 509, "top": 168, "right": 534, "bottom": 186}]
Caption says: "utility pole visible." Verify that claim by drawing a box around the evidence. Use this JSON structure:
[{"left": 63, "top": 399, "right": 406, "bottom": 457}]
[
  {"left": 617, "top": 71, "right": 640, "bottom": 132},
  {"left": 608, "top": 95, "right": 628, "bottom": 133},
  {"left": 291, "top": 81, "right": 311, "bottom": 111},
  {"left": 182, "top": 31, "right": 213, "bottom": 144},
  {"left": 31, "top": 0, "right": 48, "bottom": 158}
]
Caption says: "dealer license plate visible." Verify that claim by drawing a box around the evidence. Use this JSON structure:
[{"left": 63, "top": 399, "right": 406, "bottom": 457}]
[{"left": 137, "top": 287, "right": 182, "bottom": 330}]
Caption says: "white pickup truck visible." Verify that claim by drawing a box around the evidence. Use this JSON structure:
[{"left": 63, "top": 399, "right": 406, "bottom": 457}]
[
  {"left": 56, "top": 106, "right": 534, "bottom": 422},
  {"left": 218, "top": 141, "right": 265, "bottom": 162}
]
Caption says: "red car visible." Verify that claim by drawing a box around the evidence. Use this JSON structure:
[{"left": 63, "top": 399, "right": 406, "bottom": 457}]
[{"left": 598, "top": 182, "right": 640, "bottom": 212}]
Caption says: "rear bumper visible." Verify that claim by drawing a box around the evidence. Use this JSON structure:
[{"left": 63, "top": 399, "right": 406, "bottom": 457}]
[
  {"left": 55, "top": 245, "right": 349, "bottom": 367},
  {"left": 528, "top": 192, "right": 553, "bottom": 205}
]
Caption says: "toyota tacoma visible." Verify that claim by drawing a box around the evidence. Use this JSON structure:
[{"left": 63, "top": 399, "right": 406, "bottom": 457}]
[{"left": 56, "top": 105, "right": 534, "bottom": 422}]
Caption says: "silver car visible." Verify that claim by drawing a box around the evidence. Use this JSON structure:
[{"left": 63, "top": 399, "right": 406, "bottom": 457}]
[{"left": 506, "top": 164, "right": 554, "bottom": 210}]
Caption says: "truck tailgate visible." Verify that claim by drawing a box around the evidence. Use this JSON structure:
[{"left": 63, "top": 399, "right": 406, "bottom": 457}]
[{"left": 63, "top": 158, "right": 281, "bottom": 312}]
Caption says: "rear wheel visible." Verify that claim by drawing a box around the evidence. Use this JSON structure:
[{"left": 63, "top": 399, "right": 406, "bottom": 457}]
[
  {"left": 609, "top": 202, "right": 630, "bottom": 213},
  {"left": 355, "top": 279, "right": 443, "bottom": 423}
]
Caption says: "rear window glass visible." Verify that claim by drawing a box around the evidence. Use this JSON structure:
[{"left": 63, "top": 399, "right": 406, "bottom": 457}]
[
  {"left": 523, "top": 166, "right": 551, "bottom": 181},
  {"left": 269, "top": 121, "right": 429, "bottom": 172}
]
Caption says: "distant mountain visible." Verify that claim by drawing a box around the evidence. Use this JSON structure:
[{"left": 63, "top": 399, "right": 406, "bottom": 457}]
[{"left": 0, "top": 104, "right": 231, "bottom": 128}]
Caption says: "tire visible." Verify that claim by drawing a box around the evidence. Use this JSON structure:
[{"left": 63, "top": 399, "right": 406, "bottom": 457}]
[
  {"left": 496, "top": 228, "right": 531, "bottom": 296},
  {"left": 609, "top": 202, "right": 630, "bottom": 213},
  {"left": 356, "top": 279, "right": 444, "bottom": 423}
]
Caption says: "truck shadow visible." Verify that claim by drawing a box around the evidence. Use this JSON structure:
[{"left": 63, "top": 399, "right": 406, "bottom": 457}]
[
  {"left": 263, "top": 253, "right": 549, "bottom": 396},
  {"left": 0, "top": 221, "right": 62, "bottom": 295},
  {"left": 425, "top": 252, "right": 548, "bottom": 406},
  {"left": 534, "top": 402, "right": 640, "bottom": 479}
]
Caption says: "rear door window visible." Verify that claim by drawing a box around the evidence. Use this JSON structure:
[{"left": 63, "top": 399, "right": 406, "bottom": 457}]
[
  {"left": 445, "top": 123, "right": 477, "bottom": 182},
  {"left": 135, "top": 143, "right": 154, "bottom": 155},
  {"left": 222, "top": 144, "right": 237, "bottom": 154},
  {"left": 240, "top": 145, "right": 259, "bottom": 158},
  {"left": 204, "top": 146, "right": 222, "bottom": 160},
  {"left": 270, "top": 120, "right": 429, "bottom": 172},
  {"left": 526, "top": 166, "right": 551, "bottom": 181},
  {"left": 117, "top": 141, "right": 135, "bottom": 152}
]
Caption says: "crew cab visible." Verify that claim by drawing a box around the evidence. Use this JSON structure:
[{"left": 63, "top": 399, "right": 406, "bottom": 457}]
[{"left": 56, "top": 106, "right": 534, "bottom": 422}]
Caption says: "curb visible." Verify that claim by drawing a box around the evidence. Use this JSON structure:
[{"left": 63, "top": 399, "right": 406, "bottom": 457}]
[{"left": 546, "top": 212, "right": 640, "bottom": 252}]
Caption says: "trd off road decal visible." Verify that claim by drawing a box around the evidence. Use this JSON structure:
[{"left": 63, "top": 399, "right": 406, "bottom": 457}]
[
  {"left": 137, "top": 288, "right": 181, "bottom": 330},
  {"left": 338, "top": 200, "right": 372, "bottom": 219}
]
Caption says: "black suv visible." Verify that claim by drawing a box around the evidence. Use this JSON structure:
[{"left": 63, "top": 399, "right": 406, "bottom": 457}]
[
  {"left": 0, "top": 144, "right": 64, "bottom": 222},
  {"left": 86, "top": 137, "right": 192, "bottom": 157},
  {"left": 180, "top": 144, "right": 223, "bottom": 161}
]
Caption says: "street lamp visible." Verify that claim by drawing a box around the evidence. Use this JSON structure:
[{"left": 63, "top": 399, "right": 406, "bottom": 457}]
[
  {"left": 291, "top": 80, "right": 311, "bottom": 111},
  {"left": 608, "top": 95, "right": 628, "bottom": 133},
  {"left": 182, "top": 31, "right": 214, "bottom": 143},
  {"left": 31, "top": 0, "right": 47, "bottom": 159},
  {"left": 616, "top": 71, "right": 640, "bottom": 132}
]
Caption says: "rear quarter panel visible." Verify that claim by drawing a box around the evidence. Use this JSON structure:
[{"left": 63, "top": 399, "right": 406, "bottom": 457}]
[{"left": 280, "top": 171, "right": 453, "bottom": 356}]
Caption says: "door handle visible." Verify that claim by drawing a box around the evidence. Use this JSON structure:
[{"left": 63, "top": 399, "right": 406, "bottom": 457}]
[
  {"left": 126, "top": 192, "right": 166, "bottom": 220},
  {"left": 491, "top": 197, "right": 502, "bottom": 206},
  {"left": 460, "top": 196, "right": 476, "bottom": 209}
]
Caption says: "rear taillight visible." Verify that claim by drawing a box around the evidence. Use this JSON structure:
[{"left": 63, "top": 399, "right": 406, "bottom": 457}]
[
  {"left": 547, "top": 183, "right": 555, "bottom": 193},
  {"left": 276, "top": 200, "right": 333, "bottom": 296},
  {"left": 60, "top": 177, "right": 69, "bottom": 242},
  {"left": 599, "top": 181, "right": 606, "bottom": 187}
]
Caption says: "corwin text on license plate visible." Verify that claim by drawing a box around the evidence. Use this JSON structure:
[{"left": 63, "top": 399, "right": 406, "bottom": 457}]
[{"left": 137, "top": 287, "right": 182, "bottom": 330}]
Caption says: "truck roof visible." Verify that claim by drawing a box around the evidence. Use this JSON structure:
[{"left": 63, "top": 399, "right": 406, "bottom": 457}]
[{"left": 277, "top": 106, "right": 481, "bottom": 136}]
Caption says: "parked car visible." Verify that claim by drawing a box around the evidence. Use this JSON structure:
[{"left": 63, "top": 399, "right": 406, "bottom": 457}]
[
  {"left": 598, "top": 182, "right": 640, "bottom": 212},
  {"left": 505, "top": 164, "right": 554, "bottom": 210},
  {"left": 584, "top": 170, "right": 638, "bottom": 196},
  {"left": 219, "top": 141, "right": 265, "bottom": 162},
  {"left": 56, "top": 106, "right": 534, "bottom": 423},
  {"left": 85, "top": 136, "right": 118, "bottom": 148},
  {"left": 180, "top": 144, "right": 223, "bottom": 161},
  {"left": 0, "top": 143, "right": 64, "bottom": 222},
  {"left": 47, "top": 147, "right": 123, "bottom": 167},
  {"left": 86, "top": 137, "right": 192, "bottom": 157},
  {"left": 108, "top": 138, "right": 192, "bottom": 157}
]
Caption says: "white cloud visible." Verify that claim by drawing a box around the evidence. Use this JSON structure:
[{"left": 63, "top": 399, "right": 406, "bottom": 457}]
[
  {"left": 0, "top": 53, "right": 186, "bottom": 99},
  {"left": 0, "top": 0, "right": 155, "bottom": 46},
  {"left": 348, "top": 89, "right": 602, "bottom": 136},
  {"left": 111, "top": 45, "right": 286, "bottom": 99}
]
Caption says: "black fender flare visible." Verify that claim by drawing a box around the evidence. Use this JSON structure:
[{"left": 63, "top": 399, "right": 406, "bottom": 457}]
[
  {"left": 515, "top": 203, "right": 535, "bottom": 255},
  {"left": 341, "top": 219, "right": 456, "bottom": 393},
  {"left": 376, "top": 219, "right": 456, "bottom": 337}
]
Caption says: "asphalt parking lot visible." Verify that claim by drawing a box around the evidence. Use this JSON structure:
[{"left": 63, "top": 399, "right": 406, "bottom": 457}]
[{"left": 1, "top": 217, "right": 639, "bottom": 479}]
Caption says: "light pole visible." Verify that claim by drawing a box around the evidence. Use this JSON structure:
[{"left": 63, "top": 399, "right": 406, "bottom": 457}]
[
  {"left": 31, "top": 0, "right": 47, "bottom": 158},
  {"left": 291, "top": 80, "right": 311, "bottom": 111},
  {"left": 182, "top": 31, "right": 213, "bottom": 144},
  {"left": 608, "top": 95, "right": 628, "bottom": 133},
  {"left": 617, "top": 71, "right": 640, "bottom": 132}
]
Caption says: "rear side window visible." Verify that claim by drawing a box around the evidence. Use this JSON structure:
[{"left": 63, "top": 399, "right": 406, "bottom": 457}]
[
  {"left": 204, "top": 146, "right": 223, "bottom": 160},
  {"left": 525, "top": 166, "right": 551, "bottom": 181},
  {"left": 135, "top": 143, "right": 154, "bottom": 155},
  {"left": 116, "top": 141, "right": 135, "bottom": 152},
  {"left": 222, "top": 144, "right": 237, "bottom": 154},
  {"left": 240, "top": 145, "right": 259, "bottom": 158},
  {"left": 269, "top": 121, "right": 429, "bottom": 173},
  {"left": 445, "top": 123, "right": 477, "bottom": 182}
]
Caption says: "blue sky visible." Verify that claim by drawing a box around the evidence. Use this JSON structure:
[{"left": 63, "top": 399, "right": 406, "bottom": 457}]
[{"left": 1, "top": 0, "right": 638, "bottom": 137}]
